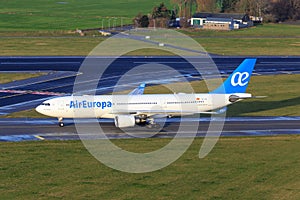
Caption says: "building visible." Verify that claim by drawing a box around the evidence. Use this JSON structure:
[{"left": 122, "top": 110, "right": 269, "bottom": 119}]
[{"left": 191, "top": 13, "right": 253, "bottom": 30}]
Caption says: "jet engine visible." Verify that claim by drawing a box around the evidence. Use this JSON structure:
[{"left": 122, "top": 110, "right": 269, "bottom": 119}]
[
  {"left": 229, "top": 95, "right": 240, "bottom": 103},
  {"left": 114, "top": 115, "right": 136, "bottom": 128}
]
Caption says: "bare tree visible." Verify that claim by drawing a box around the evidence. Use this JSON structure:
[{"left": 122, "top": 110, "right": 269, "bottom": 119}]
[
  {"left": 290, "top": 0, "right": 300, "bottom": 20},
  {"left": 171, "top": 0, "right": 196, "bottom": 18},
  {"left": 171, "top": 0, "right": 184, "bottom": 17},
  {"left": 196, "top": 0, "right": 221, "bottom": 12},
  {"left": 234, "top": 0, "right": 267, "bottom": 16},
  {"left": 270, "top": 0, "right": 300, "bottom": 21}
]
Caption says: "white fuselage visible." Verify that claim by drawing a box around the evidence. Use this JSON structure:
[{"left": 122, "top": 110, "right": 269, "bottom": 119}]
[{"left": 35, "top": 93, "right": 249, "bottom": 119}]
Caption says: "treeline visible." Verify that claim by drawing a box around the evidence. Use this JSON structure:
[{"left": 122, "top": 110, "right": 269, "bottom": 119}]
[
  {"left": 265, "top": 0, "right": 300, "bottom": 22},
  {"left": 134, "top": 3, "right": 176, "bottom": 28},
  {"left": 175, "top": 0, "right": 300, "bottom": 22},
  {"left": 134, "top": 0, "right": 300, "bottom": 27}
]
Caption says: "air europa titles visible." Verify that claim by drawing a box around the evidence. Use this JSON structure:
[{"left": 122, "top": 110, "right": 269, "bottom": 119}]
[{"left": 70, "top": 100, "right": 112, "bottom": 109}]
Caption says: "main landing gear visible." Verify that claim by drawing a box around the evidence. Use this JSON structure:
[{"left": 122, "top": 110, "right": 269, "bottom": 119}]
[
  {"left": 145, "top": 118, "right": 160, "bottom": 129},
  {"left": 135, "top": 116, "right": 161, "bottom": 129},
  {"left": 146, "top": 123, "right": 160, "bottom": 129},
  {"left": 58, "top": 117, "right": 64, "bottom": 127}
]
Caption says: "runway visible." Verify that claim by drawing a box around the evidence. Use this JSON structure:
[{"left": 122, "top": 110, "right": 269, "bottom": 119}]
[{"left": 0, "top": 117, "right": 299, "bottom": 141}]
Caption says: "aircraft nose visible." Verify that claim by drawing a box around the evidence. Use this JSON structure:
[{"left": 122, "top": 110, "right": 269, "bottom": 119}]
[{"left": 35, "top": 105, "right": 43, "bottom": 114}]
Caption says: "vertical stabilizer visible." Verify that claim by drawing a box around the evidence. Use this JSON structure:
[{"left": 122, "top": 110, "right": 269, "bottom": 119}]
[{"left": 211, "top": 59, "right": 256, "bottom": 94}]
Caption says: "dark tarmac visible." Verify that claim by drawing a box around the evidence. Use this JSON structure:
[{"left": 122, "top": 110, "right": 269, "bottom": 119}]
[{"left": 0, "top": 117, "right": 299, "bottom": 141}]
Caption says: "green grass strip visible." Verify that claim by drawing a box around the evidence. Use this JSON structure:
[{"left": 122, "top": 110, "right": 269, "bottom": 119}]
[
  {"left": 0, "top": 73, "right": 45, "bottom": 84},
  {"left": 0, "top": 136, "right": 299, "bottom": 199}
]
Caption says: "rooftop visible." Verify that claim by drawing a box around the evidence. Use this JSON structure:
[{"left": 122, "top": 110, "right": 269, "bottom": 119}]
[{"left": 192, "top": 12, "right": 250, "bottom": 21}]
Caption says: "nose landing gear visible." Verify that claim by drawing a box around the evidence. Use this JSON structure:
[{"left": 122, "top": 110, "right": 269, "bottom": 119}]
[{"left": 58, "top": 117, "right": 64, "bottom": 127}]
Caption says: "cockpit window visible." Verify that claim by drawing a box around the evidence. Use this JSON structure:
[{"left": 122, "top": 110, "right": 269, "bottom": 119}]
[{"left": 41, "top": 103, "right": 50, "bottom": 106}]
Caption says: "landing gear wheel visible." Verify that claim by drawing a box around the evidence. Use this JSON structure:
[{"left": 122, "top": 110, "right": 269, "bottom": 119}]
[
  {"left": 146, "top": 123, "right": 160, "bottom": 129},
  {"left": 58, "top": 117, "right": 64, "bottom": 127},
  {"left": 146, "top": 124, "right": 153, "bottom": 129},
  {"left": 153, "top": 123, "right": 161, "bottom": 129}
]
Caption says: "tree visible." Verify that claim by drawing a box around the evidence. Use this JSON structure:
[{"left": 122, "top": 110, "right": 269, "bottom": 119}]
[
  {"left": 196, "top": 0, "right": 221, "bottom": 12},
  {"left": 152, "top": 3, "right": 172, "bottom": 19},
  {"left": 171, "top": 0, "right": 300, "bottom": 23},
  {"left": 171, "top": 0, "right": 196, "bottom": 18},
  {"left": 133, "top": 13, "right": 149, "bottom": 27},
  {"left": 234, "top": 0, "right": 266, "bottom": 16},
  {"left": 149, "top": 3, "right": 178, "bottom": 28},
  {"left": 221, "top": 0, "right": 240, "bottom": 12},
  {"left": 140, "top": 15, "right": 150, "bottom": 27},
  {"left": 171, "top": 0, "right": 183, "bottom": 17},
  {"left": 171, "top": 0, "right": 197, "bottom": 27},
  {"left": 287, "top": 0, "right": 300, "bottom": 20},
  {"left": 270, "top": 0, "right": 300, "bottom": 21}
]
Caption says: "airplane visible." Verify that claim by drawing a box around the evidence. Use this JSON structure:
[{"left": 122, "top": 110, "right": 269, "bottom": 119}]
[{"left": 36, "top": 59, "right": 259, "bottom": 128}]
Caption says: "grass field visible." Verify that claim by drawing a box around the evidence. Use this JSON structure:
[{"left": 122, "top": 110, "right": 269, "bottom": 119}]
[
  {"left": 195, "top": 38, "right": 300, "bottom": 56},
  {"left": 0, "top": 0, "right": 171, "bottom": 31},
  {"left": 228, "top": 74, "right": 300, "bottom": 116},
  {"left": 0, "top": 73, "right": 44, "bottom": 84},
  {"left": 0, "top": 136, "right": 299, "bottom": 199},
  {"left": 0, "top": 37, "right": 104, "bottom": 56},
  {"left": 1, "top": 37, "right": 299, "bottom": 56}
]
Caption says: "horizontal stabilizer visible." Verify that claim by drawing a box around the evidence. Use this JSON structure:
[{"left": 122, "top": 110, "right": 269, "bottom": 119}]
[{"left": 229, "top": 94, "right": 266, "bottom": 103}]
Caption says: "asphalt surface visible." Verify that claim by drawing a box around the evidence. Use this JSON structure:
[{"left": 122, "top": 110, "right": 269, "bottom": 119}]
[{"left": 0, "top": 117, "right": 299, "bottom": 141}]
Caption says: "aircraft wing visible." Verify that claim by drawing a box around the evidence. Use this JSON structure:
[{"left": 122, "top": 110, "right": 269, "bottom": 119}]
[
  {"left": 128, "top": 83, "right": 146, "bottom": 95},
  {"left": 110, "top": 109, "right": 193, "bottom": 118},
  {"left": 110, "top": 109, "right": 225, "bottom": 117}
]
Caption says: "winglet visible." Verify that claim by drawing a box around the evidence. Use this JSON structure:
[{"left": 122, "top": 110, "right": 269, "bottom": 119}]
[
  {"left": 211, "top": 59, "right": 257, "bottom": 94},
  {"left": 128, "top": 83, "right": 146, "bottom": 95}
]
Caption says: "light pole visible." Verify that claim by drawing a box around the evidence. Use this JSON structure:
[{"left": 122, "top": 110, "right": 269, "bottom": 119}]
[
  {"left": 113, "top": 18, "right": 116, "bottom": 30},
  {"left": 121, "top": 17, "right": 123, "bottom": 30},
  {"left": 108, "top": 18, "right": 111, "bottom": 30}
]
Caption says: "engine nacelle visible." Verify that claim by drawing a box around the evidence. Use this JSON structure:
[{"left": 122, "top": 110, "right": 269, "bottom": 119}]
[
  {"left": 229, "top": 95, "right": 240, "bottom": 103},
  {"left": 114, "top": 115, "right": 136, "bottom": 128}
]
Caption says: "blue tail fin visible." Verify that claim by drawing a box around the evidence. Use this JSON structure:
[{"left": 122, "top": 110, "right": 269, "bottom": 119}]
[{"left": 211, "top": 59, "right": 257, "bottom": 94}]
